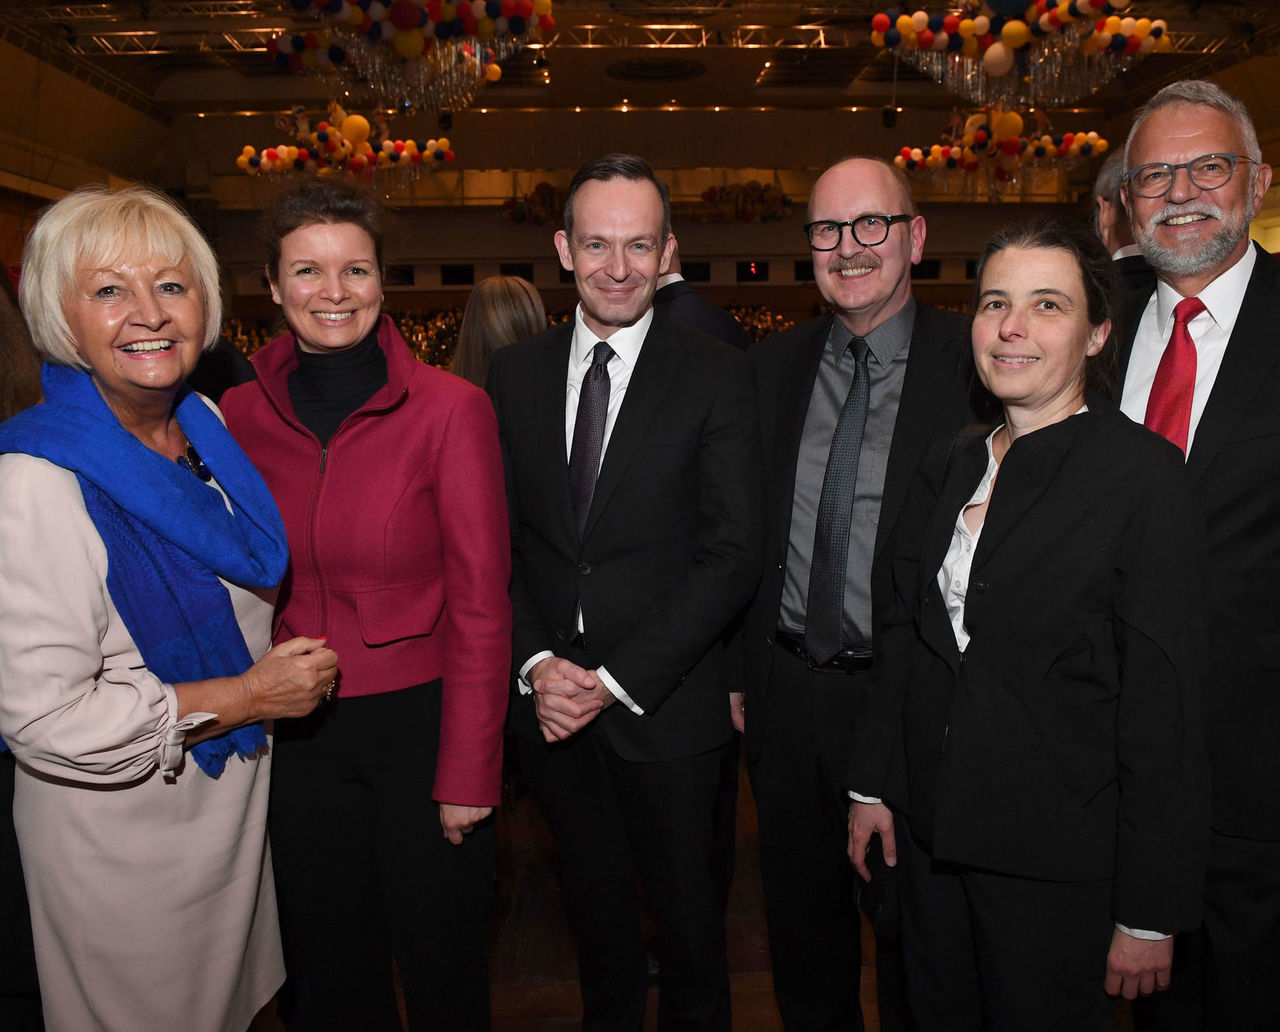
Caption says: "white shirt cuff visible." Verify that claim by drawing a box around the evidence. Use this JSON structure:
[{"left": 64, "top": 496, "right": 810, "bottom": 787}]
[
  {"left": 1115, "top": 923, "right": 1172, "bottom": 941},
  {"left": 596, "top": 665, "right": 644, "bottom": 715},
  {"left": 518, "top": 651, "right": 556, "bottom": 694},
  {"left": 849, "top": 792, "right": 883, "bottom": 804}
]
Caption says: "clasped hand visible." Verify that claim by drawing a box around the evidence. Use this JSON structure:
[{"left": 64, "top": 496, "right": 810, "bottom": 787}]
[
  {"left": 241, "top": 636, "right": 338, "bottom": 721},
  {"left": 528, "top": 656, "right": 613, "bottom": 742}
]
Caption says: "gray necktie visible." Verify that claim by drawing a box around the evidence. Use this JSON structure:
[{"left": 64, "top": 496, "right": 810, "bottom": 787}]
[
  {"left": 804, "top": 334, "right": 870, "bottom": 665},
  {"left": 568, "top": 341, "right": 613, "bottom": 539}
]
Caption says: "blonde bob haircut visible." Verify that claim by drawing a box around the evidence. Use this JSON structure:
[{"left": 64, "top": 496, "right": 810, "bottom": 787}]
[{"left": 20, "top": 184, "right": 223, "bottom": 369}]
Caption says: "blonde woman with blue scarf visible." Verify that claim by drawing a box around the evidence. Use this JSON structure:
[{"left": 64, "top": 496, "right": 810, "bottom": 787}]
[{"left": 0, "top": 185, "right": 338, "bottom": 1032}]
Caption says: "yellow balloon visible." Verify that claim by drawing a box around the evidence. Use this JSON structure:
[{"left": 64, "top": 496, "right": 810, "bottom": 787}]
[
  {"left": 894, "top": 155, "right": 908, "bottom": 169},
  {"left": 342, "top": 114, "right": 371, "bottom": 146},
  {"left": 236, "top": 155, "right": 249, "bottom": 170},
  {"left": 896, "top": 14, "right": 913, "bottom": 35},
  {"left": 870, "top": 30, "right": 885, "bottom": 47},
  {"left": 478, "top": 16, "right": 497, "bottom": 39},
  {"left": 961, "top": 35, "right": 980, "bottom": 57},
  {"left": 1134, "top": 18, "right": 1152, "bottom": 38},
  {"left": 958, "top": 18, "right": 975, "bottom": 38},
  {"left": 241, "top": 145, "right": 256, "bottom": 157},
  {"left": 533, "top": 0, "right": 552, "bottom": 13},
  {"left": 1095, "top": 138, "right": 1109, "bottom": 153},
  {"left": 1001, "top": 20, "right": 1030, "bottom": 49},
  {"left": 1104, "top": 15, "right": 1121, "bottom": 34},
  {"left": 486, "top": 62, "right": 503, "bottom": 82},
  {"left": 436, "top": 136, "right": 450, "bottom": 151},
  {"left": 392, "top": 29, "right": 425, "bottom": 60}
]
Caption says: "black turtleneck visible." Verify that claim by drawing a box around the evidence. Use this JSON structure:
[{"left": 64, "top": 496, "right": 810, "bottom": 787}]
[{"left": 287, "top": 328, "right": 388, "bottom": 447}]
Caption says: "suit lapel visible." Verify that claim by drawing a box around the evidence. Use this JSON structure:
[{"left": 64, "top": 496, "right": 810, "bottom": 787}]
[
  {"left": 766, "top": 319, "right": 829, "bottom": 557},
  {"left": 876, "top": 304, "right": 969, "bottom": 563},
  {"left": 535, "top": 326, "right": 578, "bottom": 545},
  {"left": 1185, "top": 246, "right": 1280, "bottom": 482},
  {"left": 915, "top": 435, "right": 985, "bottom": 665},
  {"left": 582, "top": 314, "right": 684, "bottom": 540}
]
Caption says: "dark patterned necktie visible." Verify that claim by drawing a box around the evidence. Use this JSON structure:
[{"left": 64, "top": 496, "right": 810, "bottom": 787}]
[
  {"left": 568, "top": 341, "right": 613, "bottom": 538},
  {"left": 804, "top": 334, "right": 870, "bottom": 665}
]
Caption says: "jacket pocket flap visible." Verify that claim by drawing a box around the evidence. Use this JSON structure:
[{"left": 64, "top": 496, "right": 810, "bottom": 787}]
[{"left": 355, "top": 577, "right": 446, "bottom": 646}]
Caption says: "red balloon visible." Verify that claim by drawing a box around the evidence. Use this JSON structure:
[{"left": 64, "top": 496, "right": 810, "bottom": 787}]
[
  {"left": 1001, "top": 137, "right": 1020, "bottom": 155},
  {"left": 410, "top": 151, "right": 423, "bottom": 164},
  {"left": 917, "top": 29, "right": 934, "bottom": 48},
  {"left": 538, "top": 13, "right": 554, "bottom": 31},
  {"left": 943, "top": 14, "right": 960, "bottom": 33},
  {"left": 394, "top": 139, "right": 406, "bottom": 152},
  {"left": 500, "top": 0, "right": 515, "bottom": 17},
  {"left": 264, "top": 148, "right": 279, "bottom": 161},
  {"left": 514, "top": 0, "right": 534, "bottom": 19},
  {"left": 974, "top": 129, "right": 988, "bottom": 144},
  {"left": 1124, "top": 33, "right": 1142, "bottom": 54},
  {"left": 1062, "top": 132, "right": 1075, "bottom": 147},
  {"left": 389, "top": 0, "right": 420, "bottom": 30},
  {"left": 304, "top": 31, "right": 319, "bottom": 49},
  {"left": 444, "top": 149, "right": 456, "bottom": 162},
  {"left": 977, "top": 32, "right": 995, "bottom": 48},
  {"left": 872, "top": 13, "right": 891, "bottom": 32},
  {"left": 900, "top": 146, "right": 912, "bottom": 159}
]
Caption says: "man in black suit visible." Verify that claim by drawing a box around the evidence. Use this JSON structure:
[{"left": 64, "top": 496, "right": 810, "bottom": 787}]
[
  {"left": 653, "top": 240, "right": 753, "bottom": 350},
  {"left": 487, "top": 153, "right": 762, "bottom": 1031},
  {"left": 1115, "top": 80, "right": 1280, "bottom": 1031},
  {"left": 736, "top": 156, "right": 973, "bottom": 1031},
  {"left": 1092, "top": 150, "right": 1157, "bottom": 294}
]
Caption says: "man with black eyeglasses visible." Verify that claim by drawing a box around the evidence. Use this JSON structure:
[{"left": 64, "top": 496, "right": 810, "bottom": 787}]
[
  {"left": 732, "top": 155, "right": 976, "bottom": 1031},
  {"left": 1116, "top": 80, "right": 1280, "bottom": 1032}
]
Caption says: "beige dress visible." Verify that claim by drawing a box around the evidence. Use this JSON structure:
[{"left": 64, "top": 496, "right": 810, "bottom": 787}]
[{"left": 0, "top": 453, "right": 284, "bottom": 1032}]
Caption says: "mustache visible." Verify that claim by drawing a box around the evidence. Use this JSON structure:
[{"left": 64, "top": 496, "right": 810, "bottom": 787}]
[
  {"left": 1148, "top": 200, "right": 1224, "bottom": 224},
  {"left": 827, "top": 256, "right": 880, "bottom": 274}
]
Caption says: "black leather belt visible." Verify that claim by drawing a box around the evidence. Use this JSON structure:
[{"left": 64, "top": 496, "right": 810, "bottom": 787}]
[{"left": 775, "top": 630, "right": 873, "bottom": 674}]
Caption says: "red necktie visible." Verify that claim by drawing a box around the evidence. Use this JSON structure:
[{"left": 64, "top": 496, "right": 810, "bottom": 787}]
[{"left": 1144, "top": 296, "right": 1206, "bottom": 454}]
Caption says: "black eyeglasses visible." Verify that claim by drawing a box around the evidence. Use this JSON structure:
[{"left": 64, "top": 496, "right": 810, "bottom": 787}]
[
  {"left": 1124, "top": 153, "right": 1258, "bottom": 199},
  {"left": 804, "top": 214, "right": 913, "bottom": 251}
]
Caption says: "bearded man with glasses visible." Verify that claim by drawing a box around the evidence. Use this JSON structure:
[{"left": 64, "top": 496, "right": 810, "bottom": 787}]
[
  {"left": 1115, "top": 80, "right": 1280, "bottom": 1032},
  {"left": 732, "top": 155, "right": 978, "bottom": 1031}
]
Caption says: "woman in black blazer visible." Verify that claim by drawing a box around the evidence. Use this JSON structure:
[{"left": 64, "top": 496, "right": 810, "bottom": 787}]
[{"left": 849, "top": 216, "right": 1210, "bottom": 1031}]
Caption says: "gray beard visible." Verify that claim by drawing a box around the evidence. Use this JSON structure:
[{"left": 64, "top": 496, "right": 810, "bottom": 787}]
[{"left": 1134, "top": 200, "right": 1251, "bottom": 277}]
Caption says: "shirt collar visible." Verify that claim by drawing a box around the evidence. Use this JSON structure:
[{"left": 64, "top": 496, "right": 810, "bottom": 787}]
[
  {"left": 571, "top": 304, "right": 654, "bottom": 370},
  {"left": 828, "top": 296, "right": 917, "bottom": 367},
  {"left": 1154, "top": 242, "right": 1257, "bottom": 333}
]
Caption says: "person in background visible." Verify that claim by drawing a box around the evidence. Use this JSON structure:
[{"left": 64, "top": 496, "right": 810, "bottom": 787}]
[
  {"left": 1116, "top": 79, "right": 1280, "bottom": 1032},
  {"left": 221, "top": 178, "right": 511, "bottom": 1032},
  {"left": 450, "top": 274, "right": 545, "bottom": 388},
  {"left": 736, "top": 155, "right": 974, "bottom": 1032},
  {"left": 654, "top": 239, "right": 753, "bottom": 350},
  {"left": 1092, "top": 151, "right": 1156, "bottom": 294},
  {"left": 0, "top": 184, "right": 336, "bottom": 1032},
  {"left": 0, "top": 274, "right": 43, "bottom": 1032},
  {"left": 850, "top": 216, "right": 1209, "bottom": 1031}
]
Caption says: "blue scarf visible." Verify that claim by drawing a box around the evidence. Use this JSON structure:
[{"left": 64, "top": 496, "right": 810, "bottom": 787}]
[{"left": 0, "top": 364, "right": 289, "bottom": 776}]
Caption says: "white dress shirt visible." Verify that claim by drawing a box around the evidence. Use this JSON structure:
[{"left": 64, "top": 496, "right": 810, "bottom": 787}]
[
  {"left": 1119, "top": 245, "right": 1256, "bottom": 454},
  {"left": 517, "top": 304, "right": 654, "bottom": 714}
]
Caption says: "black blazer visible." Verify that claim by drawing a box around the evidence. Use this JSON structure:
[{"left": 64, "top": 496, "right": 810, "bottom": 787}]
[
  {"left": 487, "top": 310, "right": 764, "bottom": 763},
  {"left": 1116, "top": 243, "right": 1280, "bottom": 840},
  {"left": 735, "top": 304, "right": 975, "bottom": 762},
  {"left": 653, "top": 279, "right": 753, "bottom": 351},
  {"left": 861, "top": 407, "right": 1209, "bottom": 932}
]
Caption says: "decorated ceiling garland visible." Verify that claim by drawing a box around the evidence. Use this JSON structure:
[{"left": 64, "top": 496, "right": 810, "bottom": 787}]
[
  {"left": 870, "top": 1, "right": 1173, "bottom": 107},
  {"left": 235, "top": 103, "right": 456, "bottom": 177},
  {"left": 272, "top": 0, "right": 554, "bottom": 113},
  {"left": 892, "top": 108, "right": 1109, "bottom": 196}
]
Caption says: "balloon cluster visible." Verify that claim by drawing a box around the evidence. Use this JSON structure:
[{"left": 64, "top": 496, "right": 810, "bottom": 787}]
[
  {"left": 894, "top": 109, "right": 1109, "bottom": 183},
  {"left": 869, "top": 1, "right": 1171, "bottom": 77},
  {"left": 270, "top": 0, "right": 553, "bottom": 70},
  {"left": 235, "top": 104, "right": 457, "bottom": 177}
]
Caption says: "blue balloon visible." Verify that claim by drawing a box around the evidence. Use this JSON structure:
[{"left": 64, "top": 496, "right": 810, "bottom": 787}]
[
  {"left": 508, "top": 15, "right": 526, "bottom": 35},
  {"left": 249, "top": 155, "right": 261, "bottom": 167},
  {"left": 985, "top": 0, "right": 1028, "bottom": 14},
  {"left": 486, "top": 0, "right": 501, "bottom": 17},
  {"left": 1109, "top": 33, "right": 1127, "bottom": 52},
  {"left": 290, "top": 0, "right": 310, "bottom": 10},
  {"left": 928, "top": 13, "right": 944, "bottom": 31},
  {"left": 947, "top": 32, "right": 963, "bottom": 50},
  {"left": 329, "top": 45, "right": 346, "bottom": 64},
  {"left": 274, "top": 52, "right": 291, "bottom": 71},
  {"left": 326, "top": 0, "right": 343, "bottom": 12},
  {"left": 292, "top": 34, "right": 306, "bottom": 51},
  {"left": 368, "top": 21, "right": 383, "bottom": 40},
  {"left": 389, "top": 150, "right": 401, "bottom": 162},
  {"left": 294, "top": 158, "right": 306, "bottom": 170},
  {"left": 884, "top": 27, "right": 902, "bottom": 47}
]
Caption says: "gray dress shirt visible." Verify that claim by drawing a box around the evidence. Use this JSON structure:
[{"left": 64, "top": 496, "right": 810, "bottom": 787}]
[{"left": 779, "top": 300, "right": 916, "bottom": 644}]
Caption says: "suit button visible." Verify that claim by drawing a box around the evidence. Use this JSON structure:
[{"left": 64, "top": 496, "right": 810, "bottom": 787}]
[
  {"left": 922, "top": 595, "right": 931, "bottom": 607},
  {"left": 579, "top": 562, "right": 591, "bottom": 575},
  {"left": 777, "top": 562, "right": 784, "bottom": 571},
  {"left": 973, "top": 577, "right": 988, "bottom": 594}
]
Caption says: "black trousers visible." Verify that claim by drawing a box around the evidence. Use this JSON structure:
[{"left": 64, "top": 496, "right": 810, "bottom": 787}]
[
  {"left": 747, "top": 645, "right": 904, "bottom": 1032},
  {"left": 1133, "top": 828, "right": 1280, "bottom": 1032},
  {"left": 517, "top": 722, "right": 731, "bottom": 1032},
  {"left": 896, "top": 815, "right": 1116, "bottom": 1032},
  {"left": 270, "top": 682, "right": 495, "bottom": 1032},
  {"left": 0, "top": 753, "right": 42, "bottom": 1032}
]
